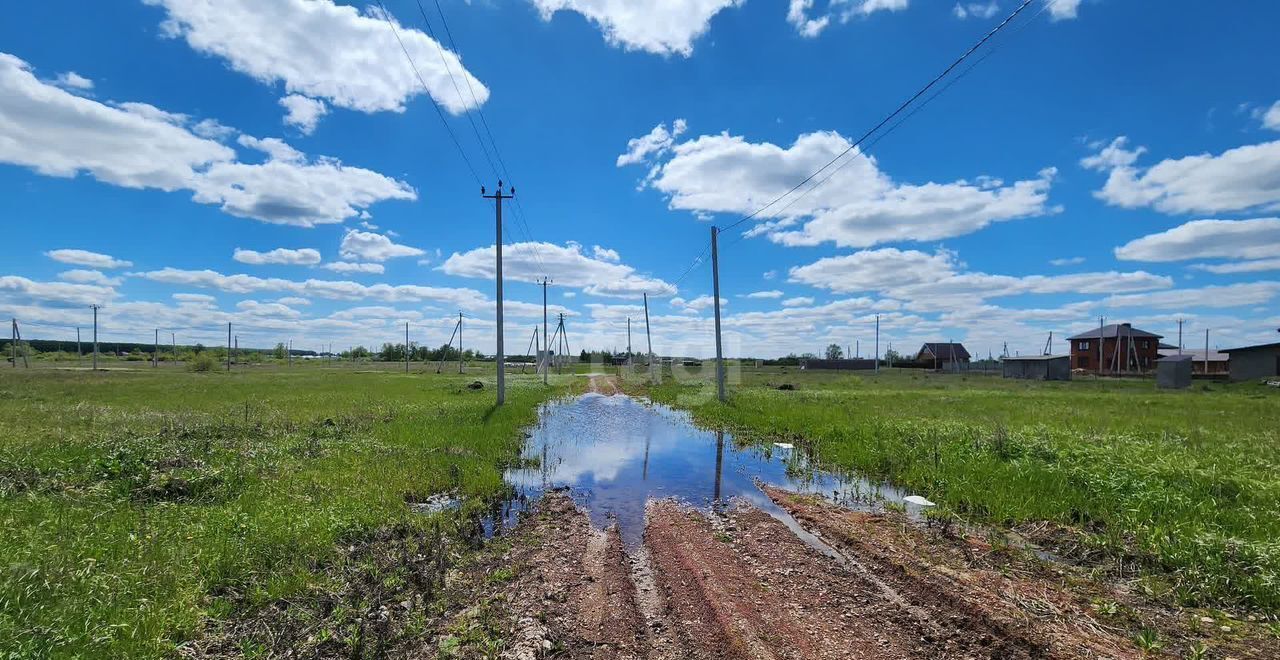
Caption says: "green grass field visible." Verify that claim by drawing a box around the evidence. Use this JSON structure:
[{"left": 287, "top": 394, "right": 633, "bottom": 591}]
[
  {"left": 632, "top": 366, "right": 1280, "bottom": 613},
  {"left": 0, "top": 366, "right": 574, "bottom": 658}
]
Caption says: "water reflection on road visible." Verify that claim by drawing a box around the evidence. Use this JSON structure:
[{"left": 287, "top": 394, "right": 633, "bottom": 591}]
[{"left": 499, "top": 392, "right": 919, "bottom": 546}]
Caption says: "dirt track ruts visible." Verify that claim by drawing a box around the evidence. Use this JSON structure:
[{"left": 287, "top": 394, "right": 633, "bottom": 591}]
[{"left": 460, "top": 488, "right": 1163, "bottom": 659}]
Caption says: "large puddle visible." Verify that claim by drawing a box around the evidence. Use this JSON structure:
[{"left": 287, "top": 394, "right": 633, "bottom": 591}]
[{"left": 499, "top": 392, "right": 929, "bottom": 547}]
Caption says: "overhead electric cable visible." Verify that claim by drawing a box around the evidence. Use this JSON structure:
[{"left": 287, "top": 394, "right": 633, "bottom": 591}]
[{"left": 720, "top": 0, "right": 1039, "bottom": 233}]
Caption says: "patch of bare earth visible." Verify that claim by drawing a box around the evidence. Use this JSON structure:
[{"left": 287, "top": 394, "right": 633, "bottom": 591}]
[
  {"left": 763, "top": 485, "right": 1280, "bottom": 660},
  {"left": 447, "top": 492, "right": 646, "bottom": 659},
  {"left": 645, "top": 498, "right": 1058, "bottom": 659},
  {"left": 588, "top": 376, "right": 620, "bottom": 396}
]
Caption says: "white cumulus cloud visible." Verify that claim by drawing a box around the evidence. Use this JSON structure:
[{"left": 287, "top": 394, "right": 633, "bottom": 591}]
[
  {"left": 279, "top": 94, "right": 328, "bottom": 135},
  {"left": 530, "top": 0, "right": 743, "bottom": 56},
  {"left": 1048, "top": 0, "right": 1083, "bottom": 21},
  {"left": 788, "top": 0, "right": 908, "bottom": 37},
  {"left": 233, "top": 247, "right": 322, "bottom": 266},
  {"left": 339, "top": 230, "right": 424, "bottom": 262},
  {"left": 144, "top": 0, "right": 488, "bottom": 126},
  {"left": 57, "top": 270, "right": 122, "bottom": 286},
  {"left": 55, "top": 71, "right": 93, "bottom": 90},
  {"left": 0, "top": 53, "right": 416, "bottom": 227},
  {"left": 629, "top": 128, "right": 1055, "bottom": 248},
  {"left": 1114, "top": 218, "right": 1280, "bottom": 262},
  {"left": 442, "top": 241, "right": 674, "bottom": 298},
  {"left": 321, "top": 262, "right": 386, "bottom": 274},
  {"left": 1083, "top": 136, "right": 1280, "bottom": 215},
  {"left": 616, "top": 119, "right": 686, "bottom": 167},
  {"left": 45, "top": 249, "right": 133, "bottom": 269}
]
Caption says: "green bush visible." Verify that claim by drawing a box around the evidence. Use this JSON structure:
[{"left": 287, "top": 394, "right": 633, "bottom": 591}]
[{"left": 188, "top": 353, "right": 217, "bottom": 372}]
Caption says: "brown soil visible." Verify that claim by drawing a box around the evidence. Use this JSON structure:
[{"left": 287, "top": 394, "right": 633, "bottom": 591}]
[
  {"left": 191, "top": 484, "right": 1278, "bottom": 658},
  {"left": 435, "top": 492, "right": 1125, "bottom": 659},
  {"left": 588, "top": 375, "right": 620, "bottom": 395},
  {"left": 762, "top": 486, "right": 1280, "bottom": 660}
]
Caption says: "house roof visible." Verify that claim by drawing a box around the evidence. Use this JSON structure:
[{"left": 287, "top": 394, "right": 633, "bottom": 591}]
[
  {"left": 919, "top": 342, "right": 970, "bottom": 361},
  {"left": 1157, "top": 348, "right": 1229, "bottom": 362},
  {"left": 1221, "top": 341, "right": 1280, "bottom": 353},
  {"left": 1067, "top": 323, "right": 1163, "bottom": 341},
  {"left": 1157, "top": 354, "right": 1194, "bottom": 362},
  {"left": 1003, "top": 354, "right": 1070, "bottom": 361}
]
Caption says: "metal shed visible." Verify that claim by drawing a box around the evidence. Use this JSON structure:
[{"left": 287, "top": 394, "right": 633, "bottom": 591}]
[
  {"left": 1220, "top": 341, "right": 1280, "bottom": 381},
  {"left": 1156, "top": 354, "right": 1193, "bottom": 389},
  {"left": 1002, "top": 355, "right": 1071, "bottom": 381}
]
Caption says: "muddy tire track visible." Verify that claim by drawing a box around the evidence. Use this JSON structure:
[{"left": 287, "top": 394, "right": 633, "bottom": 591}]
[
  {"left": 643, "top": 498, "right": 1061, "bottom": 659},
  {"left": 761, "top": 485, "right": 1141, "bottom": 659},
  {"left": 482, "top": 493, "right": 645, "bottom": 659}
]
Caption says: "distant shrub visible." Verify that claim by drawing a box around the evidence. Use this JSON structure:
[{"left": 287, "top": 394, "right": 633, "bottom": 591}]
[{"left": 188, "top": 353, "right": 217, "bottom": 372}]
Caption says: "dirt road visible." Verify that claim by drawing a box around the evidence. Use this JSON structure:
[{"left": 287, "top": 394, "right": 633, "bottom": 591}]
[
  {"left": 417, "top": 378, "right": 1278, "bottom": 658},
  {"left": 587, "top": 374, "right": 620, "bottom": 395},
  {"left": 436, "top": 484, "right": 1280, "bottom": 659}
]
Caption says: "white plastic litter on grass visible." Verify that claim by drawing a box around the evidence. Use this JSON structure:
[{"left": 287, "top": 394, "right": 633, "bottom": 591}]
[
  {"left": 773, "top": 442, "right": 795, "bottom": 450},
  {"left": 903, "top": 495, "right": 935, "bottom": 507}
]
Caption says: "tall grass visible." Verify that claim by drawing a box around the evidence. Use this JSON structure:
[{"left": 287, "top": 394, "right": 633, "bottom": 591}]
[
  {"left": 637, "top": 368, "right": 1280, "bottom": 613},
  {"left": 0, "top": 369, "right": 569, "bottom": 658}
]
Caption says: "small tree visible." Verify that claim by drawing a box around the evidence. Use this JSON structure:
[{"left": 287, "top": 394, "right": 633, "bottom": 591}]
[
  {"left": 825, "top": 344, "right": 843, "bottom": 360},
  {"left": 273, "top": 342, "right": 287, "bottom": 360}
]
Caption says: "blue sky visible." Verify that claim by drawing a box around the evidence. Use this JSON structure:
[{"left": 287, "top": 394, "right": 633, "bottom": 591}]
[{"left": 2, "top": 0, "right": 1279, "bottom": 358}]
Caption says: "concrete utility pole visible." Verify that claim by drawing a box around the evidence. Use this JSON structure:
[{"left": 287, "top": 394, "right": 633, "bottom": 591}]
[
  {"left": 1177, "top": 319, "right": 1184, "bottom": 355},
  {"left": 1204, "top": 328, "right": 1210, "bottom": 375},
  {"left": 458, "top": 312, "right": 464, "bottom": 374},
  {"left": 405, "top": 322, "right": 410, "bottom": 374},
  {"left": 710, "top": 226, "right": 725, "bottom": 402},
  {"left": 153, "top": 329, "right": 159, "bottom": 368},
  {"left": 875, "top": 314, "right": 880, "bottom": 374},
  {"left": 539, "top": 277, "right": 551, "bottom": 384},
  {"left": 643, "top": 292, "right": 654, "bottom": 378},
  {"left": 626, "top": 317, "right": 632, "bottom": 366},
  {"left": 482, "top": 181, "right": 514, "bottom": 405},
  {"left": 77, "top": 327, "right": 82, "bottom": 367},
  {"left": 91, "top": 305, "right": 102, "bottom": 371},
  {"left": 226, "top": 322, "right": 232, "bottom": 371},
  {"left": 1098, "top": 316, "right": 1105, "bottom": 376},
  {"left": 171, "top": 332, "right": 176, "bottom": 363},
  {"left": 9, "top": 318, "right": 15, "bottom": 368},
  {"left": 856, "top": 339, "right": 860, "bottom": 359}
]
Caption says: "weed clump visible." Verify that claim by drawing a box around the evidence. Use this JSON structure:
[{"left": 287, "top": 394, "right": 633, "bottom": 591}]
[{"left": 188, "top": 353, "right": 217, "bottom": 372}]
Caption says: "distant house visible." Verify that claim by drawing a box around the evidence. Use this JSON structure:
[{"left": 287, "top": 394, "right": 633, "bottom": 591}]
[
  {"left": 1156, "top": 348, "right": 1229, "bottom": 375},
  {"left": 1220, "top": 341, "right": 1280, "bottom": 381},
  {"left": 916, "top": 343, "right": 970, "bottom": 369},
  {"left": 1068, "top": 323, "right": 1161, "bottom": 374}
]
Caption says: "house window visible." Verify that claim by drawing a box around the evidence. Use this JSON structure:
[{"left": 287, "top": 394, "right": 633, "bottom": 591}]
[
  {"left": 1077, "top": 341, "right": 1090, "bottom": 351},
  {"left": 1140, "top": 340, "right": 1149, "bottom": 349}
]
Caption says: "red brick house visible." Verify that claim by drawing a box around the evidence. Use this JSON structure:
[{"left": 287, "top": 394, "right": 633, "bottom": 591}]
[{"left": 1068, "top": 323, "right": 1162, "bottom": 374}]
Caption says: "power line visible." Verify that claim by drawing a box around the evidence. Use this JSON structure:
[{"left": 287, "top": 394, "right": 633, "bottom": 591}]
[
  {"left": 375, "top": 0, "right": 483, "bottom": 186},
  {"left": 411, "top": 0, "right": 499, "bottom": 178},
  {"left": 411, "top": 0, "right": 552, "bottom": 280},
  {"left": 726, "top": 0, "right": 1058, "bottom": 247},
  {"left": 721, "top": 0, "right": 1039, "bottom": 234}
]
